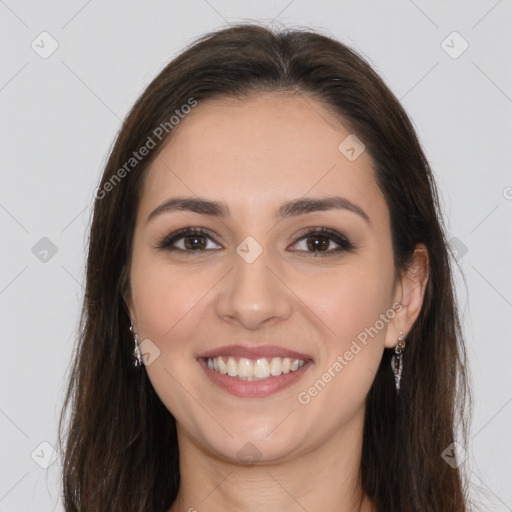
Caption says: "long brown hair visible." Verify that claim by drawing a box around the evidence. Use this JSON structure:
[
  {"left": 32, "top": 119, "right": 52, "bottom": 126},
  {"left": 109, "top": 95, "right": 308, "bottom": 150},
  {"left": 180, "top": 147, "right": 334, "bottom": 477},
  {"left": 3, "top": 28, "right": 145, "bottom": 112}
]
[{"left": 58, "top": 23, "right": 472, "bottom": 511}]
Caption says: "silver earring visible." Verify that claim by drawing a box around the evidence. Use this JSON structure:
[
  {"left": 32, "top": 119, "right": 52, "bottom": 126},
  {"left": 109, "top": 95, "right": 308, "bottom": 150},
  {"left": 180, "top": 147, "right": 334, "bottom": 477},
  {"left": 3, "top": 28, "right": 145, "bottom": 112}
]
[
  {"left": 391, "top": 331, "right": 406, "bottom": 393},
  {"left": 130, "top": 323, "right": 142, "bottom": 367}
]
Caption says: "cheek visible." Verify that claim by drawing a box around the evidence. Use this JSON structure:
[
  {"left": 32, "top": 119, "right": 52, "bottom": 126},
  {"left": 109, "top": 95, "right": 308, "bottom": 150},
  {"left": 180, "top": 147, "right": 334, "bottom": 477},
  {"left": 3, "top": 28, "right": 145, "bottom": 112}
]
[
  {"left": 306, "top": 261, "right": 395, "bottom": 343},
  {"left": 130, "top": 257, "right": 208, "bottom": 414},
  {"left": 130, "top": 254, "right": 204, "bottom": 342},
  {"left": 292, "top": 269, "right": 394, "bottom": 429},
  {"left": 299, "top": 256, "right": 395, "bottom": 396}
]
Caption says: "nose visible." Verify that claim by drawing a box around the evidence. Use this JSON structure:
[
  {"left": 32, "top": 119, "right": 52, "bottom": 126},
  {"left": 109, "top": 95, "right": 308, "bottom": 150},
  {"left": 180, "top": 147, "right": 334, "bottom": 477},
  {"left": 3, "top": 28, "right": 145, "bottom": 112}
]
[{"left": 214, "top": 243, "right": 293, "bottom": 330}]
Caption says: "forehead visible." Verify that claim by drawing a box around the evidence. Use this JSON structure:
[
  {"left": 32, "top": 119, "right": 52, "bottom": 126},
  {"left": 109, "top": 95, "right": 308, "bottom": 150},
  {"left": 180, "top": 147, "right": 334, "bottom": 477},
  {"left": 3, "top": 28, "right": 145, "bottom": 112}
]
[{"left": 139, "top": 92, "right": 387, "bottom": 224}]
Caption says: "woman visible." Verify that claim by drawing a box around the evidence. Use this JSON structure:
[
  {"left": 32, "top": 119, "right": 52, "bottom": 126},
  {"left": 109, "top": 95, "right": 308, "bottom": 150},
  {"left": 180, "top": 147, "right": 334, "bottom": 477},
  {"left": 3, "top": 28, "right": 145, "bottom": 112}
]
[{"left": 59, "top": 23, "right": 472, "bottom": 511}]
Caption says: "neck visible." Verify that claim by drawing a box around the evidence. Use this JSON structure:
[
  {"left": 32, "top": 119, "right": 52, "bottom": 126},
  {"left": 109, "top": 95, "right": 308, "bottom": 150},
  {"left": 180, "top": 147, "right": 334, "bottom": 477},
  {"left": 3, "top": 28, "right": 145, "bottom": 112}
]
[{"left": 168, "top": 410, "right": 376, "bottom": 512}]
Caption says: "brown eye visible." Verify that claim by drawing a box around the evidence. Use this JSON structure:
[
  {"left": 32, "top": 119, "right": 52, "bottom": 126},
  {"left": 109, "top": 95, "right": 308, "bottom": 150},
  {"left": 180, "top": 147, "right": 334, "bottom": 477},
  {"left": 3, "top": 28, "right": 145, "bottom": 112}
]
[
  {"left": 183, "top": 233, "right": 207, "bottom": 250},
  {"left": 290, "top": 228, "right": 355, "bottom": 256},
  {"left": 158, "top": 228, "right": 222, "bottom": 252},
  {"left": 305, "top": 235, "right": 330, "bottom": 252}
]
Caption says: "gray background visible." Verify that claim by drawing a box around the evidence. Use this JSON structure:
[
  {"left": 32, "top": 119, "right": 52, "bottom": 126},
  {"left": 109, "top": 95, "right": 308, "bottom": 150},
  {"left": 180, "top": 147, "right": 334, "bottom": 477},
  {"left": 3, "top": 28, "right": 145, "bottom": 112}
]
[{"left": 1, "top": 1, "right": 511, "bottom": 510}]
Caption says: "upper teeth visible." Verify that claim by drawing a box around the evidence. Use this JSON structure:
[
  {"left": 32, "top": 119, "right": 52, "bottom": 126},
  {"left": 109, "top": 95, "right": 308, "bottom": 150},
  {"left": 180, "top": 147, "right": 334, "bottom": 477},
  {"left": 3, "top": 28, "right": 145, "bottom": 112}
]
[{"left": 207, "top": 356, "right": 306, "bottom": 380}]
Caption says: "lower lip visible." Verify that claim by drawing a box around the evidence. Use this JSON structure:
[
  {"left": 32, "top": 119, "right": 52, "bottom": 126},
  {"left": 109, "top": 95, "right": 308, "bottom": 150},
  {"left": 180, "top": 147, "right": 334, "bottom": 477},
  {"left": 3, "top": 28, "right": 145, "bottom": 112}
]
[{"left": 197, "top": 358, "right": 314, "bottom": 398}]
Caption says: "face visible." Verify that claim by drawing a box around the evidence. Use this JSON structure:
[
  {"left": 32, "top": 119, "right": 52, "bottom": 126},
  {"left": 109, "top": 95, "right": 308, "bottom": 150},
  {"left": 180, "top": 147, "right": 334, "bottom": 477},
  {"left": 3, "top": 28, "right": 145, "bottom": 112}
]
[{"left": 127, "top": 92, "right": 405, "bottom": 464}]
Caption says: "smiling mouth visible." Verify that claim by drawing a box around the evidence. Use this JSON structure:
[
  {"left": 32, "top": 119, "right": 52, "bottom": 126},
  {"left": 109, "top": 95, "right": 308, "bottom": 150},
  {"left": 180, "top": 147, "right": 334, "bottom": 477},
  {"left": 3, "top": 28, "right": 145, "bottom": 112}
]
[{"left": 203, "top": 356, "right": 307, "bottom": 381}]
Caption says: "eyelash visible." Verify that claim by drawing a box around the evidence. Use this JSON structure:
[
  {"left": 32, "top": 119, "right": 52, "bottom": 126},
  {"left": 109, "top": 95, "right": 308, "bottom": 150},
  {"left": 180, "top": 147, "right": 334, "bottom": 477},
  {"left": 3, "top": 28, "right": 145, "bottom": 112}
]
[{"left": 156, "top": 227, "right": 356, "bottom": 257}]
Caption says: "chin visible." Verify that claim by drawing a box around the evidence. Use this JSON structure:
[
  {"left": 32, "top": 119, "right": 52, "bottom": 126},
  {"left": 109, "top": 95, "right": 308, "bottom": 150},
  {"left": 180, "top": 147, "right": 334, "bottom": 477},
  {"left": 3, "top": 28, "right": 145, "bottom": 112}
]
[{"left": 199, "top": 426, "right": 306, "bottom": 466}]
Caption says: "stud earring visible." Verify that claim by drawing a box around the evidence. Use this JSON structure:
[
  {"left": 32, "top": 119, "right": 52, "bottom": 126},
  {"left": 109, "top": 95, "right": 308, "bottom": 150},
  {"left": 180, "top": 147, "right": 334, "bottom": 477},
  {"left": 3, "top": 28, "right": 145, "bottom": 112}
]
[
  {"left": 130, "top": 323, "right": 142, "bottom": 367},
  {"left": 391, "top": 331, "right": 406, "bottom": 393}
]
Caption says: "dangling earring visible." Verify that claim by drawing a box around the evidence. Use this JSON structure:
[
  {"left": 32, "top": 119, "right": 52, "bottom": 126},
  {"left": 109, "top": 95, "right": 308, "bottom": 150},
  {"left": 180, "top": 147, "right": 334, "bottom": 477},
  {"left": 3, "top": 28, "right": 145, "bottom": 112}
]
[
  {"left": 391, "top": 331, "right": 406, "bottom": 393},
  {"left": 130, "top": 323, "right": 142, "bottom": 367}
]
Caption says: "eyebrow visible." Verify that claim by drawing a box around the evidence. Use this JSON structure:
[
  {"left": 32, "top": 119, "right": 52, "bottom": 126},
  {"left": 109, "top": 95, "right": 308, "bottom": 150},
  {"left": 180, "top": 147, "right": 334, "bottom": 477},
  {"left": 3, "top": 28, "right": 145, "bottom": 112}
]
[{"left": 146, "top": 196, "right": 371, "bottom": 225}]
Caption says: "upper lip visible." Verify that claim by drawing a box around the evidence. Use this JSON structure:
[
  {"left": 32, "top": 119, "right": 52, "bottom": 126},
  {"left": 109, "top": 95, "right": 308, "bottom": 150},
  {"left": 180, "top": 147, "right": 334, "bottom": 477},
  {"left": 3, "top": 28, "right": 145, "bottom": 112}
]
[{"left": 197, "top": 344, "right": 313, "bottom": 361}]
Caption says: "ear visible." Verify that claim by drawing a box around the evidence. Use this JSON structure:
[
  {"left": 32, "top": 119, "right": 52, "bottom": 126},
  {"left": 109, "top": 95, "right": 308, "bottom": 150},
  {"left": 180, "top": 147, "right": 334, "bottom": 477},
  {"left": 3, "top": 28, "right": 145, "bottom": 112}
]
[{"left": 384, "top": 243, "right": 430, "bottom": 349}]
